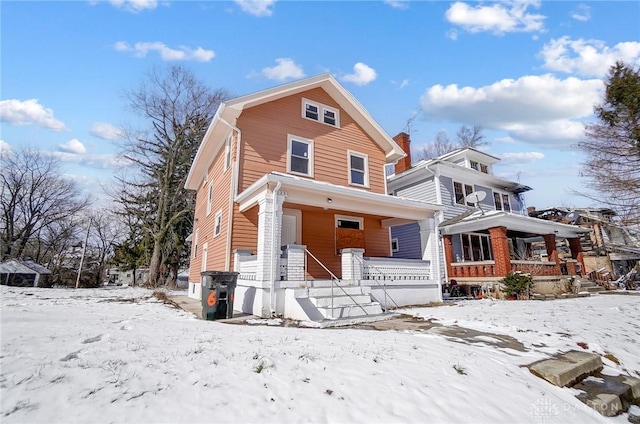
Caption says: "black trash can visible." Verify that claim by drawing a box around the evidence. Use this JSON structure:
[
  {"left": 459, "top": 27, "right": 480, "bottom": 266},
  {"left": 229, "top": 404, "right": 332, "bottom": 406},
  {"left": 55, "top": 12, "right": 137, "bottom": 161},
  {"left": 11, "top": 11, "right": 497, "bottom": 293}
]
[{"left": 201, "top": 271, "right": 239, "bottom": 320}]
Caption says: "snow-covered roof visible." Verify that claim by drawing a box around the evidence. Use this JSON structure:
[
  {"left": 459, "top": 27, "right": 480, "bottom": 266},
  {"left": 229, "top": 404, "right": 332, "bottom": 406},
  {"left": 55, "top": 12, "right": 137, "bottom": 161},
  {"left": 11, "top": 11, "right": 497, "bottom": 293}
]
[{"left": 0, "top": 259, "right": 51, "bottom": 275}]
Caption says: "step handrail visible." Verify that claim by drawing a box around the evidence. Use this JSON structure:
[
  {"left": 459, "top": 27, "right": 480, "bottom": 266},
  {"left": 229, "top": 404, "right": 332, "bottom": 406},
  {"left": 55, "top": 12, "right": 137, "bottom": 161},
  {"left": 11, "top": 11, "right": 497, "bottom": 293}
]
[
  {"left": 352, "top": 254, "right": 400, "bottom": 311},
  {"left": 304, "top": 248, "right": 369, "bottom": 317}
]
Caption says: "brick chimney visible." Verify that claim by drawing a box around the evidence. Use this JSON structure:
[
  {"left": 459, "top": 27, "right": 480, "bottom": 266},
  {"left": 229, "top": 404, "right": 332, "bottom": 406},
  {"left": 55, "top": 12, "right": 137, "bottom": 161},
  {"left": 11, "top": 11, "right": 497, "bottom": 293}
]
[{"left": 393, "top": 132, "right": 411, "bottom": 175}]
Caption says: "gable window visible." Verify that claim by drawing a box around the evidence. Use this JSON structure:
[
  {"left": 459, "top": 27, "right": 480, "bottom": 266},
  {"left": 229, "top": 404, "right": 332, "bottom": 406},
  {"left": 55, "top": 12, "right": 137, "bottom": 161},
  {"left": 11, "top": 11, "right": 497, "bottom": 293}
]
[
  {"left": 348, "top": 151, "right": 368, "bottom": 187},
  {"left": 224, "top": 133, "right": 232, "bottom": 170},
  {"left": 302, "top": 98, "right": 340, "bottom": 127},
  {"left": 453, "top": 182, "right": 474, "bottom": 206},
  {"left": 469, "top": 160, "right": 489, "bottom": 174},
  {"left": 287, "top": 135, "right": 313, "bottom": 177},
  {"left": 214, "top": 211, "right": 222, "bottom": 237},
  {"left": 480, "top": 164, "right": 488, "bottom": 174},
  {"left": 206, "top": 182, "right": 214, "bottom": 215},
  {"left": 494, "top": 192, "right": 512, "bottom": 212}
]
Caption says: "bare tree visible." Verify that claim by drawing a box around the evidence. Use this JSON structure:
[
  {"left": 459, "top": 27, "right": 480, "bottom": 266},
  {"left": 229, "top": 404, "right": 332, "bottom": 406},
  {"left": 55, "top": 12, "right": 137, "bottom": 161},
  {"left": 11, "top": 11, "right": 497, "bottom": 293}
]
[
  {"left": 415, "top": 130, "right": 458, "bottom": 160},
  {"left": 456, "top": 124, "right": 487, "bottom": 149},
  {"left": 0, "top": 148, "right": 90, "bottom": 262},
  {"left": 577, "top": 61, "right": 640, "bottom": 224},
  {"left": 115, "top": 65, "right": 230, "bottom": 287}
]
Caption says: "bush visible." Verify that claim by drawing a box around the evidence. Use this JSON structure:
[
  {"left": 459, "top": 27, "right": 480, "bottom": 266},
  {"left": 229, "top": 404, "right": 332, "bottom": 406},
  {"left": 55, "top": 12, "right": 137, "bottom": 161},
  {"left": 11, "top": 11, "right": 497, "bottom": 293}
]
[{"left": 500, "top": 271, "right": 532, "bottom": 299}]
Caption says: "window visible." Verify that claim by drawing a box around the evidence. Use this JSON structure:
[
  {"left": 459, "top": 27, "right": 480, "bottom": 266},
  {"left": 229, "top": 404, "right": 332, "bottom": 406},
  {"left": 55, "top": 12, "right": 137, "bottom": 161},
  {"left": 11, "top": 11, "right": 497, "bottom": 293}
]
[
  {"left": 453, "top": 182, "right": 474, "bottom": 206},
  {"left": 480, "top": 164, "right": 489, "bottom": 174},
  {"left": 193, "top": 228, "right": 199, "bottom": 258},
  {"left": 348, "top": 151, "right": 368, "bottom": 187},
  {"left": 287, "top": 135, "right": 313, "bottom": 176},
  {"left": 470, "top": 160, "right": 479, "bottom": 171},
  {"left": 391, "top": 238, "right": 399, "bottom": 253},
  {"left": 302, "top": 98, "right": 340, "bottom": 127},
  {"left": 206, "top": 182, "right": 214, "bottom": 215},
  {"left": 224, "top": 133, "right": 232, "bottom": 170},
  {"left": 494, "top": 191, "right": 511, "bottom": 212},
  {"left": 460, "top": 233, "right": 493, "bottom": 261},
  {"left": 336, "top": 216, "right": 363, "bottom": 229},
  {"left": 214, "top": 211, "right": 222, "bottom": 237}
]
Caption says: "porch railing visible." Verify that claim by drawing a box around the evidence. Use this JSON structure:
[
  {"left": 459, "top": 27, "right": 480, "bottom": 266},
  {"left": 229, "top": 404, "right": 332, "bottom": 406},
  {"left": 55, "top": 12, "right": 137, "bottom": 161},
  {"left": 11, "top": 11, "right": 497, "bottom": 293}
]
[
  {"left": 450, "top": 260, "right": 560, "bottom": 278},
  {"left": 237, "top": 255, "right": 257, "bottom": 280}
]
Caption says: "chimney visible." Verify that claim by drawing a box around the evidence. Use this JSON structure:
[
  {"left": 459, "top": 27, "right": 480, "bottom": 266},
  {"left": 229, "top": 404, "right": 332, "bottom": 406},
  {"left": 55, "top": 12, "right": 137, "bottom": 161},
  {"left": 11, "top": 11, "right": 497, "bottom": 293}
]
[{"left": 393, "top": 132, "right": 411, "bottom": 175}]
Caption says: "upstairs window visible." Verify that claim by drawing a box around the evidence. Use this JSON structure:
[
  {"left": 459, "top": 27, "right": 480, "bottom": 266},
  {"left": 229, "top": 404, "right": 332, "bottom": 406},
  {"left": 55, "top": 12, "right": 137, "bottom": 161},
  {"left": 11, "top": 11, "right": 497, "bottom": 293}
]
[
  {"left": 287, "top": 135, "right": 314, "bottom": 177},
  {"left": 348, "top": 151, "right": 369, "bottom": 187},
  {"left": 494, "top": 192, "right": 512, "bottom": 212},
  {"left": 206, "top": 182, "right": 214, "bottom": 215},
  {"left": 214, "top": 211, "right": 222, "bottom": 237},
  {"left": 192, "top": 228, "right": 199, "bottom": 258},
  {"left": 454, "top": 182, "right": 474, "bottom": 206},
  {"left": 470, "top": 160, "right": 489, "bottom": 174},
  {"left": 302, "top": 98, "right": 340, "bottom": 127}
]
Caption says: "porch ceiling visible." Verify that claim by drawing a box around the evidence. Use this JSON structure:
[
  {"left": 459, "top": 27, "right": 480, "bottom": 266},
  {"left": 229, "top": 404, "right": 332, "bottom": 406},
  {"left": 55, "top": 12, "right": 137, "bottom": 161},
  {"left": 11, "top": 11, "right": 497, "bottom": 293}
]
[
  {"left": 236, "top": 172, "right": 443, "bottom": 224},
  {"left": 439, "top": 210, "right": 591, "bottom": 238}
]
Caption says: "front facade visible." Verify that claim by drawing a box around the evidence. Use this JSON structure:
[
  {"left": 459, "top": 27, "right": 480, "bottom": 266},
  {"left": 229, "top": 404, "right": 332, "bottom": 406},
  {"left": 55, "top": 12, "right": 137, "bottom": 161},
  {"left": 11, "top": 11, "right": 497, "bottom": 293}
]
[
  {"left": 388, "top": 136, "right": 591, "bottom": 296},
  {"left": 185, "top": 75, "right": 442, "bottom": 322}
]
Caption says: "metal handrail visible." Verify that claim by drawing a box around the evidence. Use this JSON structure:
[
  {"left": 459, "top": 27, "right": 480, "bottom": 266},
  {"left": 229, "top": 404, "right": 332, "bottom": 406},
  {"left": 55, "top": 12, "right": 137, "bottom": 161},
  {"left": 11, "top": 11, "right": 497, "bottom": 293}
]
[
  {"left": 304, "top": 248, "right": 369, "bottom": 317},
  {"left": 353, "top": 255, "right": 400, "bottom": 311}
]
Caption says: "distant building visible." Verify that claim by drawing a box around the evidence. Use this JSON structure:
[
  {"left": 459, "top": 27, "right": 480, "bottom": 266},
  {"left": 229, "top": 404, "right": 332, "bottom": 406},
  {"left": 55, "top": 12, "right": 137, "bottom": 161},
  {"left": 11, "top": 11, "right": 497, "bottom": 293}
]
[{"left": 0, "top": 259, "right": 52, "bottom": 287}]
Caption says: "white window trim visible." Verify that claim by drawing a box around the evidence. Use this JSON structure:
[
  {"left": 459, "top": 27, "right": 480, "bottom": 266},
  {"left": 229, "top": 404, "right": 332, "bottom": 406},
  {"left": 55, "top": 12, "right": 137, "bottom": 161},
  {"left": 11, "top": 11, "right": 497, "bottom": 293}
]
[
  {"left": 201, "top": 242, "right": 208, "bottom": 272},
  {"left": 391, "top": 238, "right": 399, "bottom": 253},
  {"left": 224, "top": 133, "right": 232, "bottom": 171},
  {"left": 347, "top": 150, "right": 369, "bottom": 188},
  {"left": 493, "top": 190, "right": 512, "bottom": 212},
  {"left": 335, "top": 215, "right": 364, "bottom": 230},
  {"left": 192, "top": 228, "right": 199, "bottom": 258},
  {"left": 287, "top": 134, "right": 314, "bottom": 177},
  {"left": 301, "top": 98, "right": 340, "bottom": 128},
  {"left": 206, "top": 182, "right": 214, "bottom": 215},
  {"left": 213, "top": 210, "right": 222, "bottom": 237},
  {"left": 453, "top": 181, "right": 474, "bottom": 206}
]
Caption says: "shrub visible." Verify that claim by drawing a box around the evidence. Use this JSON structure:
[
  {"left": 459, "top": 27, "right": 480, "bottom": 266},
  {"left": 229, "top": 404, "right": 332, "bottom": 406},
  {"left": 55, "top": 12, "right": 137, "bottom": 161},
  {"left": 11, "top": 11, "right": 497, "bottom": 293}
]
[{"left": 500, "top": 271, "right": 532, "bottom": 299}]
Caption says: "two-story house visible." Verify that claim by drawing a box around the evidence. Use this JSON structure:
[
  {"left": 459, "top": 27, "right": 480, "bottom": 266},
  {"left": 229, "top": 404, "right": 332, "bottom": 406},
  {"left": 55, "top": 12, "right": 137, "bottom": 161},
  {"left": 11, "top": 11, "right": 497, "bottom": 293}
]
[
  {"left": 387, "top": 133, "right": 590, "bottom": 297},
  {"left": 185, "top": 75, "right": 443, "bottom": 323}
]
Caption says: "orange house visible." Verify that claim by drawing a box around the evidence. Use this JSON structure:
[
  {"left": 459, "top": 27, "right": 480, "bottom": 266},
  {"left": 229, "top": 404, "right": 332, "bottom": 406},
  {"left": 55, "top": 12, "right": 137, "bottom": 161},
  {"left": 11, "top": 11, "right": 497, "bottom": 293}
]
[{"left": 184, "top": 74, "right": 442, "bottom": 323}]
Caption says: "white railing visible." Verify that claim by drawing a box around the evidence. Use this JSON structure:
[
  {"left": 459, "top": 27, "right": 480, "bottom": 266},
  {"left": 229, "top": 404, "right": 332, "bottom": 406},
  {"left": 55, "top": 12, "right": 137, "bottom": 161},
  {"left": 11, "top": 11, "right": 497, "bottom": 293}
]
[
  {"left": 363, "top": 257, "right": 431, "bottom": 280},
  {"left": 237, "top": 255, "right": 257, "bottom": 280}
]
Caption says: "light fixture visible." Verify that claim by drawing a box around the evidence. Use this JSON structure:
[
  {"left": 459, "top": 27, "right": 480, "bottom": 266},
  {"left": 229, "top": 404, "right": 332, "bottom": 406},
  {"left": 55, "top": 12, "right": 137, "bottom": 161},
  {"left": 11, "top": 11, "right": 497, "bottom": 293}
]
[{"left": 327, "top": 198, "right": 332, "bottom": 203}]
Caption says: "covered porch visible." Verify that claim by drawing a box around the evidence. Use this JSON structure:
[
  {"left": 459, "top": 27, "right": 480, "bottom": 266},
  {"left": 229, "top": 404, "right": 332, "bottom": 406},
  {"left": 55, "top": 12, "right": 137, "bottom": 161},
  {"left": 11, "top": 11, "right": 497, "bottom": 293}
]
[
  {"left": 230, "top": 172, "right": 444, "bottom": 321},
  {"left": 439, "top": 211, "right": 591, "bottom": 296}
]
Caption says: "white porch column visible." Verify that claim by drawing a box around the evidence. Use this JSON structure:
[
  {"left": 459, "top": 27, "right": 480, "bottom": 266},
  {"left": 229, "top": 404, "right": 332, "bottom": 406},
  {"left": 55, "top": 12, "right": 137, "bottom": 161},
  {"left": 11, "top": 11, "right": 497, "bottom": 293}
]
[
  {"left": 283, "top": 244, "right": 306, "bottom": 281},
  {"left": 255, "top": 191, "right": 286, "bottom": 282},
  {"left": 419, "top": 218, "right": 438, "bottom": 277},
  {"left": 341, "top": 248, "right": 364, "bottom": 281}
]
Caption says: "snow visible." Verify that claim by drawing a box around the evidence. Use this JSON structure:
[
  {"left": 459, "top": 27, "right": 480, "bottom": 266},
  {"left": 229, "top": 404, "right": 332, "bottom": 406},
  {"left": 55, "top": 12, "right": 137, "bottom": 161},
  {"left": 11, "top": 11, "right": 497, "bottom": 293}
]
[{"left": 1, "top": 286, "right": 638, "bottom": 423}]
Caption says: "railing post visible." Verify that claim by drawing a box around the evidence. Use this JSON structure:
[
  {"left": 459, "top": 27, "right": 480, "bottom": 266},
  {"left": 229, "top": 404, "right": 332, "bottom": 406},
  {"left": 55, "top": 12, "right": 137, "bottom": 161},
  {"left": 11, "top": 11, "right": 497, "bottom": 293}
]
[
  {"left": 282, "top": 244, "right": 306, "bottom": 281},
  {"left": 341, "top": 248, "right": 364, "bottom": 281}
]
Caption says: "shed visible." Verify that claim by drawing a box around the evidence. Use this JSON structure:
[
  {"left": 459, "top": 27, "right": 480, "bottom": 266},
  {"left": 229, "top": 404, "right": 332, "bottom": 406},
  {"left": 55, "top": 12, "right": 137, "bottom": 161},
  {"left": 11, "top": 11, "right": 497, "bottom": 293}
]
[{"left": 0, "top": 259, "right": 52, "bottom": 287}]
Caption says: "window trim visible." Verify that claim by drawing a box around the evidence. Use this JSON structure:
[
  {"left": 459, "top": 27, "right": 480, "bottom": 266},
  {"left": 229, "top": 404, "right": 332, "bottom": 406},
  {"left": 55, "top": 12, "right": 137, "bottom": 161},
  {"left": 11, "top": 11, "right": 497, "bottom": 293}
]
[
  {"left": 301, "top": 98, "right": 340, "bottom": 128},
  {"left": 286, "top": 135, "right": 314, "bottom": 177},
  {"left": 335, "top": 215, "right": 364, "bottom": 230},
  {"left": 347, "top": 150, "right": 369, "bottom": 188},
  {"left": 391, "top": 238, "right": 399, "bottom": 253},
  {"left": 493, "top": 190, "right": 512, "bottom": 212},
  {"left": 192, "top": 228, "right": 199, "bottom": 259},
  {"left": 206, "top": 182, "right": 214, "bottom": 215},
  {"left": 453, "top": 181, "right": 474, "bottom": 206},
  {"left": 201, "top": 242, "right": 208, "bottom": 272},
  {"left": 213, "top": 210, "right": 222, "bottom": 237}
]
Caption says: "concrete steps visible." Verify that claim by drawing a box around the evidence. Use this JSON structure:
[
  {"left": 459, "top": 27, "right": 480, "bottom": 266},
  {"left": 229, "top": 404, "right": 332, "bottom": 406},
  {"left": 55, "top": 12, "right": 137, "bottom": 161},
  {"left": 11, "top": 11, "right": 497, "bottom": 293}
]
[
  {"left": 300, "top": 281, "right": 385, "bottom": 321},
  {"left": 528, "top": 350, "right": 640, "bottom": 418},
  {"left": 578, "top": 279, "right": 607, "bottom": 294}
]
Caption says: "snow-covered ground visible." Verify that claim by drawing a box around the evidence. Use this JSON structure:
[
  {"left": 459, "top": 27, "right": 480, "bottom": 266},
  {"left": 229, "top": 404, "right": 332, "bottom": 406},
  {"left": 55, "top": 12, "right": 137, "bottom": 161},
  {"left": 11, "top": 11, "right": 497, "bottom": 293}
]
[{"left": 1, "top": 286, "right": 638, "bottom": 424}]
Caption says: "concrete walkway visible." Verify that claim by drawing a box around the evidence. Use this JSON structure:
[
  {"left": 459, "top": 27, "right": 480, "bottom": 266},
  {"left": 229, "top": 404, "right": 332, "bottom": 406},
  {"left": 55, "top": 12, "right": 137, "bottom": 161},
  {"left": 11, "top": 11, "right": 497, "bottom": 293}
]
[{"left": 168, "top": 294, "right": 256, "bottom": 324}]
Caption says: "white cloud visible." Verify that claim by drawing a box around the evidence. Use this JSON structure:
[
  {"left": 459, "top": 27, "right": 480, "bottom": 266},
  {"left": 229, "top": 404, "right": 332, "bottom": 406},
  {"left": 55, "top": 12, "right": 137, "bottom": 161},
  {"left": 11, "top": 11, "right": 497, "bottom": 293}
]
[
  {"left": 446, "top": 29, "right": 459, "bottom": 41},
  {"left": 341, "top": 63, "right": 377, "bottom": 86},
  {"left": 261, "top": 58, "right": 305, "bottom": 81},
  {"left": 399, "top": 79, "right": 409, "bottom": 89},
  {"left": 384, "top": 0, "right": 409, "bottom": 10},
  {"left": 50, "top": 151, "right": 130, "bottom": 169},
  {"left": 234, "top": 0, "right": 275, "bottom": 17},
  {"left": 108, "top": 0, "right": 158, "bottom": 13},
  {"left": 0, "top": 140, "right": 11, "bottom": 154},
  {"left": 115, "top": 41, "right": 215, "bottom": 62},
  {"left": 500, "top": 151, "right": 545, "bottom": 165},
  {"left": 570, "top": 4, "right": 591, "bottom": 22},
  {"left": 445, "top": 0, "right": 545, "bottom": 35},
  {"left": 0, "top": 99, "right": 67, "bottom": 131},
  {"left": 59, "top": 139, "right": 87, "bottom": 155},
  {"left": 420, "top": 74, "right": 602, "bottom": 147},
  {"left": 90, "top": 122, "right": 124, "bottom": 140},
  {"left": 539, "top": 37, "right": 640, "bottom": 78}
]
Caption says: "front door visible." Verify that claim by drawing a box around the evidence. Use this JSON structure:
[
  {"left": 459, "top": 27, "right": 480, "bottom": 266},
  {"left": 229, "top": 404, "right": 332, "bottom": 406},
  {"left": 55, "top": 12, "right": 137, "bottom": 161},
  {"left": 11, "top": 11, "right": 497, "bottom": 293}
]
[{"left": 282, "top": 209, "right": 301, "bottom": 246}]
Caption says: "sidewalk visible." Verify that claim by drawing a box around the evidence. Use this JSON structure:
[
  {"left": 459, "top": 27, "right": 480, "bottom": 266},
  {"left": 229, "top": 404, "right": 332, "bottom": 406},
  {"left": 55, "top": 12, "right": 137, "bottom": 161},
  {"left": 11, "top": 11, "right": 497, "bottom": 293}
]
[{"left": 168, "top": 294, "right": 256, "bottom": 323}]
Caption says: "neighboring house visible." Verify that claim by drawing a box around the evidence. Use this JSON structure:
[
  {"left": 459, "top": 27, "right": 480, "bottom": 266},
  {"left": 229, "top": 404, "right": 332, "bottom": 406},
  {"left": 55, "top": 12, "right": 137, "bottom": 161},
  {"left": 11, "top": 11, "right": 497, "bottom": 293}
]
[
  {"left": 106, "top": 268, "right": 150, "bottom": 287},
  {"left": 0, "top": 259, "right": 52, "bottom": 287},
  {"left": 387, "top": 135, "right": 591, "bottom": 297},
  {"left": 529, "top": 207, "right": 640, "bottom": 281},
  {"left": 185, "top": 74, "right": 443, "bottom": 322}
]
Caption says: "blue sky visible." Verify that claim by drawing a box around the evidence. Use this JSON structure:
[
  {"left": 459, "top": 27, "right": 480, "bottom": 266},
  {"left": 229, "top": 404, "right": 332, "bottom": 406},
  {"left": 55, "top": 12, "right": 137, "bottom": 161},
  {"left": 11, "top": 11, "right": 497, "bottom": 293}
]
[{"left": 2, "top": 0, "right": 639, "bottom": 210}]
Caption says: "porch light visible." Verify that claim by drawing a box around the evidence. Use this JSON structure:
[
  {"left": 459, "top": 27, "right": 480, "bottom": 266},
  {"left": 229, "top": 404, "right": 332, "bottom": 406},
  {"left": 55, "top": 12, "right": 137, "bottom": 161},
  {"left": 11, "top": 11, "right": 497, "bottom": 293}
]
[{"left": 327, "top": 198, "right": 332, "bottom": 203}]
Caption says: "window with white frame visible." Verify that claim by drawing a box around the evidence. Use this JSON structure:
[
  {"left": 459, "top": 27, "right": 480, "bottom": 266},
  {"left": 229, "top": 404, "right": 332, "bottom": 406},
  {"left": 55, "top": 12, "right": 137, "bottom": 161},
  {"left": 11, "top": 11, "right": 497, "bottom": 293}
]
[
  {"left": 469, "top": 160, "right": 489, "bottom": 174},
  {"left": 213, "top": 211, "right": 222, "bottom": 237},
  {"left": 192, "top": 228, "right": 199, "bottom": 258},
  {"left": 460, "top": 233, "right": 493, "bottom": 261},
  {"left": 348, "top": 151, "right": 368, "bottom": 187},
  {"left": 206, "top": 182, "right": 214, "bottom": 215},
  {"left": 224, "top": 133, "right": 232, "bottom": 170},
  {"left": 336, "top": 215, "right": 363, "bottom": 230},
  {"left": 287, "top": 135, "right": 313, "bottom": 176},
  {"left": 453, "top": 181, "right": 474, "bottom": 206},
  {"left": 391, "top": 238, "right": 399, "bottom": 253},
  {"left": 494, "top": 191, "right": 512, "bottom": 212},
  {"left": 302, "top": 98, "right": 340, "bottom": 127}
]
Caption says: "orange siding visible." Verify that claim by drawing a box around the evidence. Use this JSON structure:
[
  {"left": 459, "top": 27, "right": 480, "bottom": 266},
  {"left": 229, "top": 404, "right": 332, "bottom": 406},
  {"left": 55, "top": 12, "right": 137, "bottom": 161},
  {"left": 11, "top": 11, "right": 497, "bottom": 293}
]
[
  {"left": 230, "top": 204, "right": 259, "bottom": 270},
  {"left": 236, "top": 88, "right": 387, "bottom": 195}
]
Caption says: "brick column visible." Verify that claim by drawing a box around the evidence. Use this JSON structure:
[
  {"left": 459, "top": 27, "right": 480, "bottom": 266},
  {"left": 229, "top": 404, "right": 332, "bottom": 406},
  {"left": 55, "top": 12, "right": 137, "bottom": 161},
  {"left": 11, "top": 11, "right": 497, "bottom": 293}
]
[
  {"left": 341, "top": 248, "right": 364, "bottom": 281},
  {"left": 543, "top": 233, "right": 561, "bottom": 275},
  {"left": 282, "top": 244, "right": 306, "bottom": 281},
  {"left": 568, "top": 237, "right": 585, "bottom": 276},
  {"left": 489, "top": 226, "right": 511, "bottom": 276},
  {"left": 442, "top": 235, "right": 455, "bottom": 279}
]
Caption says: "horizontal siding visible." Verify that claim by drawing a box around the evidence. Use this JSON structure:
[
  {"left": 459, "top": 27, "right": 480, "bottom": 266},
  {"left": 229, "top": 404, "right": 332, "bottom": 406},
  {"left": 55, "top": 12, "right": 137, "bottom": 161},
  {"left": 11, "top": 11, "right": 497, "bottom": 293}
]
[
  {"left": 237, "top": 87, "right": 388, "bottom": 195},
  {"left": 394, "top": 176, "right": 437, "bottom": 203},
  {"left": 231, "top": 204, "right": 259, "bottom": 261},
  {"left": 391, "top": 223, "right": 422, "bottom": 260}
]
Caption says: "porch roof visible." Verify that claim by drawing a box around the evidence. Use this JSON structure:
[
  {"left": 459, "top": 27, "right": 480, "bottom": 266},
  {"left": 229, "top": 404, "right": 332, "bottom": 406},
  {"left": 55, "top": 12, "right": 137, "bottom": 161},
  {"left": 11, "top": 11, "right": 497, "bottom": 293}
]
[
  {"left": 439, "top": 210, "right": 591, "bottom": 238},
  {"left": 236, "top": 172, "right": 443, "bottom": 225}
]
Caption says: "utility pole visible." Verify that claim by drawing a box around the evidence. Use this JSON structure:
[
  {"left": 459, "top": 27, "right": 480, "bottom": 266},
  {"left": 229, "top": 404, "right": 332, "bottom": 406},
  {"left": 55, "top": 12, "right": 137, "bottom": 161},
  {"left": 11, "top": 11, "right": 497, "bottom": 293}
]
[{"left": 75, "top": 218, "right": 91, "bottom": 289}]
